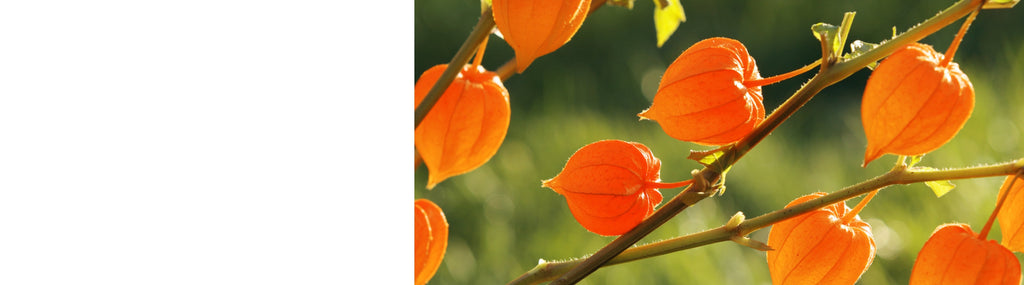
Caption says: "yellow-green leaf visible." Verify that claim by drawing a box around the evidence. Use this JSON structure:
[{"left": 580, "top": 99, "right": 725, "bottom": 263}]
[
  {"left": 914, "top": 166, "right": 956, "bottom": 197},
  {"left": 653, "top": 0, "right": 685, "bottom": 47},
  {"left": 983, "top": 0, "right": 1018, "bottom": 9},
  {"left": 810, "top": 12, "right": 855, "bottom": 59},
  {"left": 687, "top": 149, "right": 732, "bottom": 192},
  {"left": 811, "top": 23, "right": 841, "bottom": 56},
  {"left": 688, "top": 149, "right": 724, "bottom": 166},
  {"left": 925, "top": 180, "right": 956, "bottom": 197},
  {"left": 908, "top": 154, "right": 925, "bottom": 167},
  {"left": 843, "top": 40, "right": 880, "bottom": 69}
]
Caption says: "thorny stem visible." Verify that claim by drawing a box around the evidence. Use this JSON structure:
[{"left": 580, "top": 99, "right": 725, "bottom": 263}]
[
  {"left": 979, "top": 170, "right": 1024, "bottom": 239},
  {"left": 739, "top": 160, "right": 1024, "bottom": 235},
  {"left": 836, "top": 0, "right": 983, "bottom": 78},
  {"left": 941, "top": 7, "right": 980, "bottom": 67},
  {"left": 546, "top": 0, "right": 987, "bottom": 283},
  {"left": 510, "top": 159, "right": 1024, "bottom": 285}
]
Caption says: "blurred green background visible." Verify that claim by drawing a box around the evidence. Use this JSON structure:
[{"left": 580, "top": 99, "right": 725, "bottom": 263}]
[{"left": 414, "top": 0, "right": 1024, "bottom": 284}]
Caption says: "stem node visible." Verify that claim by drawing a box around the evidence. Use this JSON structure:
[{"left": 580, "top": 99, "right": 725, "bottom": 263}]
[{"left": 725, "top": 212, "right": 746, "bottom": 230}]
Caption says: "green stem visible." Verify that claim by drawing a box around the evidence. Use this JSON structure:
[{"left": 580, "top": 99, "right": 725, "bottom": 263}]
[
  {"left": 739, "top": 160, "right": 1023, "bottom": 233},
  {"left": 547, "top": 178, "right": 713, "bottom": 285},
  {"left": 834, "top": 0, "right": 983, "bottom": 78},
  {"left": 545, "top": 1, "right": 986, "bottom": 283},
  {"left": 509, "top": 159, "right": 1024, "bottom": 285},
  {"left": 414, "top": 7, "right": 495, "bottom": 128}
]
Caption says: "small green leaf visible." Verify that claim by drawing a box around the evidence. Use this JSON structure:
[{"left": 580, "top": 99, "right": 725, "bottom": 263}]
[
  {"left": 653, "top": 0, "right": 686, "bottom": 47},
  {"left": 608, "top": 0, "right": 636, "bottom": 9},
  {"left": 698, "top": 150, "right": 722, "bottom": 166},
  {"left": 914, "top": 166, "right": 956, "bottom": 197},
  {"left": 811, "top": 22, "right": 841, "bottom": 57},
  {"left": 844, "top": 40, "right": 880, "bottom": 69},
  {"left": 688, "top": 148, "right": 732, "bottom": 173},
  {"left": 688, "top": 149, "right": 724, "bottom": 166},
  {"left": 925, "top": 180, "right": 956, "bottom": 197},
  {"left": 983, "top": 0, "right": 1018, "bottom": 9},
  {"left": 908, "top": 154, "right": 925, "bottom": 168}
]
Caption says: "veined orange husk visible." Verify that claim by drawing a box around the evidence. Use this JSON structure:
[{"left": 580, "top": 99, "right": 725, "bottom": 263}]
[
  {"left": 997, "top": 175, "right": 1024, "bottom": 252},
  {"left": 909, "top": 223, "right": 1021, "bottom": 284},
  {"left": 492, "top": 0, "right": 591, "bottom": 72},
  {"left": 766, "top": 192, "right": 876, "bottom": 284},
  {"left": 414, "top": 199, "right": 449, "bottom": 285},
  {"left": 861, "top": 43, "right": 974, "bottom": 166},
  {"left": 415, "top": 64, "right": 510, "bottom": 189},
  {"left": 542, "top": 140, "right": 664, "bottom": 236},
  {"left": 638, "top": 37, "right": 765, "bottom": 146}
]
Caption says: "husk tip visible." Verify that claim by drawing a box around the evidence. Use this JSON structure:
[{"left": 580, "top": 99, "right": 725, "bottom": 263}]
[
  {"left": 515, "top": 55, "right": 536, "bottom": 73},
  {"left": 863, "top": 148, "right": 883, "bottom": 168}
]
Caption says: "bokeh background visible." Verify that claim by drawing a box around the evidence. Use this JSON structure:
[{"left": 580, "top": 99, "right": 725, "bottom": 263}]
[{"left": 414, "top": 0, "right": 1024, "bottom": 284}]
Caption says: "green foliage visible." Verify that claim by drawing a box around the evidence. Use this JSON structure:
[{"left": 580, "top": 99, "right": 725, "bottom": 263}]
[
  {"left": 812, "top": 22, "right": 842, "bottom": 54},
  {"left": 983, "top": 0, "right": 1019, "bottom": 9},
  {"left": 653, "top": 0, "right": 685, "bottom": 47},
  {"left": 845, "top": 40, "right": 881, "bottom": 69},
  {"left": 692, "top": 149, "right": 725, "bottom": 167},
  {"left": 925, "top": 178, "right": 957, "bottom": 198},
  {"left": 607, "top": 0, "right": 688, "bottom": 47}
]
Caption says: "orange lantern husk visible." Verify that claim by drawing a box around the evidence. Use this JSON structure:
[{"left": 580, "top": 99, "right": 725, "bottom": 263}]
[
  {"left": 542, "top": 140, "right": 665, "bottom": 236},
  {"left": 414, "top": 64, "right": 511, "bottom": 189},
  {"left": 492, "top": 0, "right": 591, "bottom": 72},
  {"left": 997, "top": 175, "right": 1024, "bottom": 251},
  {"left": 861, "top": 42, "right": 974, "bottom": 166},
  {"left": 909, "top": 223, "right": 1021, "bottom": 284},
  {"left": 766, "top": 192, "right": 876, "bottom": 284},
  {"left": 638, "top": 37, "right": 765, "bottom": 146},
  {"left": 414, "top": 199, "right": 449, "bottom": 285}
]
